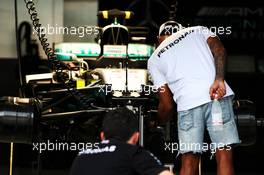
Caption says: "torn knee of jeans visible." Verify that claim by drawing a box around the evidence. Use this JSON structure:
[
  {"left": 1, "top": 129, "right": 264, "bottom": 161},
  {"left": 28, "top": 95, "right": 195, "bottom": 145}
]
[{"left": 176, "top": 151, "right": 202, "bottom": 158}]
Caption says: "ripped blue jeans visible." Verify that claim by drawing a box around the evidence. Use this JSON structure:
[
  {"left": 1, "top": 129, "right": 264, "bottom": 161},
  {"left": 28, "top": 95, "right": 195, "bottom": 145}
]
[{"left": 177, "top": 95, "right": 240, "bottom": 155}]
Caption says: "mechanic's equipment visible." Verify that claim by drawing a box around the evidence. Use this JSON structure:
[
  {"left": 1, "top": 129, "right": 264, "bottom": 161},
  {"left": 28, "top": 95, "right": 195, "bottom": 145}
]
[
  {"left": 0, "top": 97, "right": 39, "bottom": 144},
  {"left": 93, "top": 68, "right": 148, "bottom": 92},
  {"left": 234, "top": 100, "right": 257, "bottom": 146},
  {"left": 98, "top": 9, "right": 134, "bottom": 20},
  {"left": 98, "top": 9, "right": 133, "bottom": 94},
  {"left": 54, "top": 43, "right": 154, "bottom": 61},
  {"left": 55, "top": 43, "right": 101, "bottom": 61}
]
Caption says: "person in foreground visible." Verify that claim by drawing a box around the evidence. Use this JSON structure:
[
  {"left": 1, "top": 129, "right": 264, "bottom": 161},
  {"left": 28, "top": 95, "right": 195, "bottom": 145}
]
[
  {"left": 148, "top": 21, "right": 240, "bottom": 175},
  {"left": 70, "top": 107, "right": 173, "bottom": 175}
]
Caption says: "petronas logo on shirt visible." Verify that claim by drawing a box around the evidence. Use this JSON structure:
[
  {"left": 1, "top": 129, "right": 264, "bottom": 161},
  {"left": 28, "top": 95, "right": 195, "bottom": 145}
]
[{"left": 157, "top": 29, "right": 195, "bottom": 58}]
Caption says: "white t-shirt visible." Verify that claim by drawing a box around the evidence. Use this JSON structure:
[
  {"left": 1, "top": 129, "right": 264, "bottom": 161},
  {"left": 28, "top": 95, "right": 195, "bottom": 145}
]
[{"left": 148, "top": 26, "right": 234, "bottom": 111}]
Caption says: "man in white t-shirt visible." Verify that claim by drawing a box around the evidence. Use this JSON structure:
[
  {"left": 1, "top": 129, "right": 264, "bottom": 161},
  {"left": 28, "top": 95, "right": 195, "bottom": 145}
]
[{"left": 148, "top": 21, "right": 240, "bottom": 175}]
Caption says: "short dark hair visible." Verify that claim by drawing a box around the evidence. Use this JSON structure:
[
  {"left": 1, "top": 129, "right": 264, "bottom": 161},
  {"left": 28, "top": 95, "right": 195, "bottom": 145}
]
[{"left": 102, "top": 107, "right": 139, "bottom": 142}]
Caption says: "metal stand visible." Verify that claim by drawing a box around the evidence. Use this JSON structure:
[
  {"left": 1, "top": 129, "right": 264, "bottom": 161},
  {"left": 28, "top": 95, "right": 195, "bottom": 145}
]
[
  {"left": 139, "top": 106, "right": 144, "bottom": 146},
  {"left": 199, "top": 157, "right": 202, "bottom": 175},
  {"left": 9, "top": 142, "right": 14, "bottom": 175}
]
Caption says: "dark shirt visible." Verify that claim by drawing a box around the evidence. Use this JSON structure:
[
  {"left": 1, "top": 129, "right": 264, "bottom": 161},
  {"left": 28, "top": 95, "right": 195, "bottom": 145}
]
[{"left": 70, "top": 139, "right": 167, "bottom": 175}]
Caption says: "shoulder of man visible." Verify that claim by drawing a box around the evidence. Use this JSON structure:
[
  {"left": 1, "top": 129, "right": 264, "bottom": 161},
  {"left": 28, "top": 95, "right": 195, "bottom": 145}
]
[{"left": 103, "top": 139, "right": 141, "bottom": 154}]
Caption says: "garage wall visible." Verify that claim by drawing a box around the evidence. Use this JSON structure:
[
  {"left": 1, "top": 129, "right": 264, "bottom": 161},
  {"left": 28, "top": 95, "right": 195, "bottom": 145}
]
[
  {"left": 0, "top": 0, "right": 64, "bottom": 59},
  {"left": 64, "top": 0, "right": 98, "bottom": 42}
]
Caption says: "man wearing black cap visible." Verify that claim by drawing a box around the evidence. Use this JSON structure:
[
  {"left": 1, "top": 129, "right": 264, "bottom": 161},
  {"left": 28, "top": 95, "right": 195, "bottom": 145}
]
[
  {"left": 70, "top": 107, "right": 173, "bottom": 175},
  {"left": 148, "top": 21, "right": 240, "bottom": 175}
]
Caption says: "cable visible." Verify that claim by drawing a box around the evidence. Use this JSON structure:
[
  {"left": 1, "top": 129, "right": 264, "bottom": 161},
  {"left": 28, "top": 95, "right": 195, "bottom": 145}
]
[
  {"left": 23, "top": 0, "right": 96, "bottom": 109},
  {"left": 169, "top": 0, "right": 178, "bottom": 21},
  {"left": 41, "top": 109, "right": 106, "bottom": 121},
  {"left": 24, "top": 0, "right": 55, "bottom": 60},
  {"left": 15, "top": 0, "right": 25, "bottom": 97},
  {"left": 90, "top": 103, "right": 117, "bottom": 111}
]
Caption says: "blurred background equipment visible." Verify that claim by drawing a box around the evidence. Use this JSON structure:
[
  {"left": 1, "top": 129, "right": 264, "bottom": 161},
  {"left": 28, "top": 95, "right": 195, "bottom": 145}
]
[
  {"left": 0, "top": 97, "right": 39, "bottom": 144},
  {"left": 0, "top": 0, "right": 263, "bottom": 174}
]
